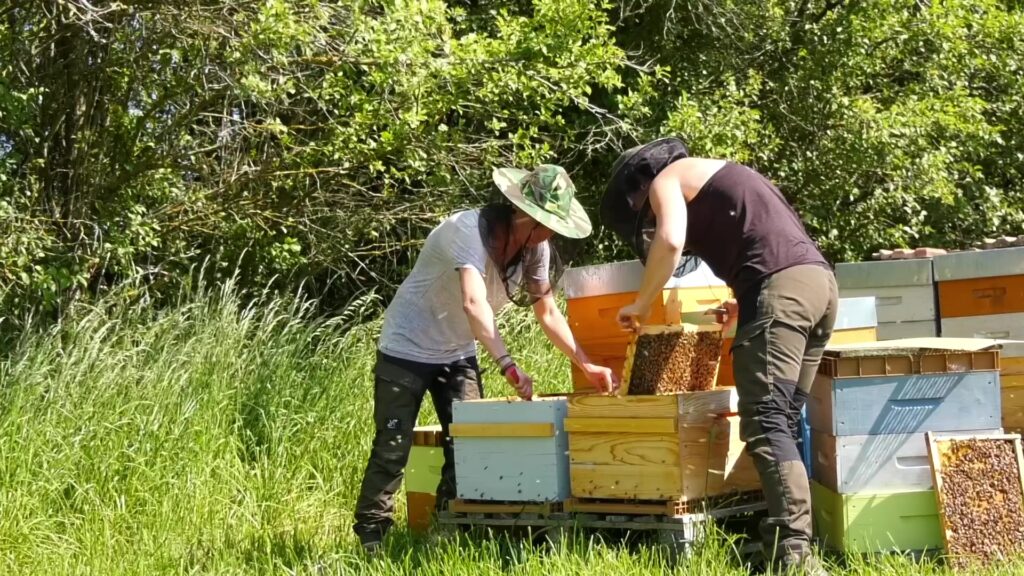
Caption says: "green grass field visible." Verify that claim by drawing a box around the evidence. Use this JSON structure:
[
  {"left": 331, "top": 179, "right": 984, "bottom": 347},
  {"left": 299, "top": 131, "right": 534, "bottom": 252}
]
[{"left": 1, "top": 286, "right": 1021, "bottom": 575}]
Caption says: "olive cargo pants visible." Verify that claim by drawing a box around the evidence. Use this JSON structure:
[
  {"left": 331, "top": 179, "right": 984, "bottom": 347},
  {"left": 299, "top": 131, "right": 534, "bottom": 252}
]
[
  {"left": 731, "top": 264, "right": 838, "bottom": 559},
  {"left": 352, "top": 351, "right": 482, "bottom": 542}
]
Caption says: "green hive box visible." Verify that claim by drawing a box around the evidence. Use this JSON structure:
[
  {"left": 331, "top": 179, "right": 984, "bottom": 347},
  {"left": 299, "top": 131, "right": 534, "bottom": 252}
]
[
  {"left": 406, "top": 443, "right": 444, "bottom": 494},
  {"left": 811, "top": 481, "right": 943, "bottom": 553}
]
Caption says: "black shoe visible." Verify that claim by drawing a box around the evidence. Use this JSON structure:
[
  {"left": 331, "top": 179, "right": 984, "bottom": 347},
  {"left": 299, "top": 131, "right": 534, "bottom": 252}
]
[
  {"left": 779, "top": 550, "right": 830, "bottom": 576},
  {"left": 356, "top": 529, "right": 385, "bottom": 557}
]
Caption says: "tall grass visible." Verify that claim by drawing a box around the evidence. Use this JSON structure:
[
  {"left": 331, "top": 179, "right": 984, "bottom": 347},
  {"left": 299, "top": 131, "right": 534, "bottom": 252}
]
[{"left": 0, "top": 286, "right": 1020, "bottom": 575}]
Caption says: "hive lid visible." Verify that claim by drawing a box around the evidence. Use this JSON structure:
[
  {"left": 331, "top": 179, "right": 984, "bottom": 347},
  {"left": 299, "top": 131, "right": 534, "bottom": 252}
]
[
  {"left": 824, "top": 337, "right": 1014, "bottom": 357},
  {"left": 560, "top": 259, "right": 727, "bottom": 299},
  {"left": 835, "top": 259, "right": 934, "bottom": 288},
  {"left": 932, "top": 246, "right": 1024, "bottom": 281}
]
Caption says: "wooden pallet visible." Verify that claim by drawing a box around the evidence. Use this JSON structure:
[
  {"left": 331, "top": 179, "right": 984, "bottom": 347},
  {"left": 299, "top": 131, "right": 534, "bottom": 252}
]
[
  {"left": 565, "top": 491, "right": 764, "bottom": 517},
  {"left": 448, "top": 498, "right": 563, "bottom": 515}
]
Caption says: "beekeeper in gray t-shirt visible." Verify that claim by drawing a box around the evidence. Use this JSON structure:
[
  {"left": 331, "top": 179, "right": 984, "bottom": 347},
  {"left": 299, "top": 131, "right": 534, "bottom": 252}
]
[{"left": 353, "top": 164, "right": 617, "bottom": 553}]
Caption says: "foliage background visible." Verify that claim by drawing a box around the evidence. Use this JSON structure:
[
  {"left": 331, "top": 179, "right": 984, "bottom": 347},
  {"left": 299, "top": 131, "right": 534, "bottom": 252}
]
[{"left": 3, "top": 0, "right": 1024, "bottom": 321}]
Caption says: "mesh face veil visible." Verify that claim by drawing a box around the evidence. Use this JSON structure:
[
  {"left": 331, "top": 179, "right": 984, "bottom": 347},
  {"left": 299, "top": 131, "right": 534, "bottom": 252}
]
[
  {"left": 478, "top": 203, "right": 580, "bottom": 308},
  {"left": 601, "top": 137, "right": 703, "bottom": 278}
]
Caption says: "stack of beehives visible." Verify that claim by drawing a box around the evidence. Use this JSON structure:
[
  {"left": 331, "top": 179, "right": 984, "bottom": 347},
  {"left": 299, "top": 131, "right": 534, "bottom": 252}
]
[
  {"left": 808, "top": 338, "right": 1005, "bottom": 553},
  {"left": 835, "top": 259, "right": 939, "bottom": 340},
  {"left": 933, "top": 247, "right": 1024, "bottom": 434}
]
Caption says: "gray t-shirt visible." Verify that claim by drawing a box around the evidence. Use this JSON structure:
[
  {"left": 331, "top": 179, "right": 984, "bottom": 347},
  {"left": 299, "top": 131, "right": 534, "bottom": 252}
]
[{"left": 379, "top": 209, "right": 549, "bottom": 364}]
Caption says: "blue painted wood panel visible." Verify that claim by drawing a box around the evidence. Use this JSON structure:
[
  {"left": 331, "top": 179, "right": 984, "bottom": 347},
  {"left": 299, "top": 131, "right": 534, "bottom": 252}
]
[
  {"left": 808, "top": 371, "right": 1001, "bottom": 436},
  {"left": 452, "top": 397, "right": 570, "bottom": 501}
]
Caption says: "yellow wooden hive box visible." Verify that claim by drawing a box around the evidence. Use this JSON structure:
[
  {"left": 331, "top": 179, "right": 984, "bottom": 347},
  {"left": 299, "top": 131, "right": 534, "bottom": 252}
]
[{"left": 564, "top": 390, "right": 761, "bottom": 502}]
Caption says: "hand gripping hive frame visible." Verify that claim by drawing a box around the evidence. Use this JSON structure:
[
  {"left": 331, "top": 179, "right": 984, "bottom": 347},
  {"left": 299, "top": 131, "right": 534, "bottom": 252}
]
[{"left": 622, "top": 324, "right": 724, "bottom": 395}]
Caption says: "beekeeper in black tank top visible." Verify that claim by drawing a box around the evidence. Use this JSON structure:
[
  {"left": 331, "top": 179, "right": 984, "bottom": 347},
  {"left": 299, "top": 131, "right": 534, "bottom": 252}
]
[{"left": 602, "top": 137, "right": 837, "bottom": 575}]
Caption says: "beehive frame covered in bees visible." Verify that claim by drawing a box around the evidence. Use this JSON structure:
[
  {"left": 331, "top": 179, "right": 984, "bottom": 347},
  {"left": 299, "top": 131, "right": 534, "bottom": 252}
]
[
  {"left": 623, "top": 324, "right": 723, "bottom": 395},
  {"left": 925, "top": 432, "right": 1024, "bottom": 568}
]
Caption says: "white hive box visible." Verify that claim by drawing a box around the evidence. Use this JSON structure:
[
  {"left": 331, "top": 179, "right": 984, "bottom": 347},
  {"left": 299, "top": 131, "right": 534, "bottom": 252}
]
[
  {"left": 451, "top": 396, "right": 570, "bottom": 502},
  {"left": 835, "top": 259, "right": 938, "bottom": 339}
]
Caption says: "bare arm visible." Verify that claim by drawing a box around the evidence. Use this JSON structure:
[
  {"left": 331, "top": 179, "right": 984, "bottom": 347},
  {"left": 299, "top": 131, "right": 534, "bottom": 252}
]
[
  {"left": 460, "top": 267, "right": 533, "bottom": 398},
  {"left": 532, "top": 292, "right": 617, "bottom": 392},
  {"left": 459, "top": 267, "right": 509, "bottom": 363},
  {"left": 618, "top": 167, "right": 688, "bottom": 329}
]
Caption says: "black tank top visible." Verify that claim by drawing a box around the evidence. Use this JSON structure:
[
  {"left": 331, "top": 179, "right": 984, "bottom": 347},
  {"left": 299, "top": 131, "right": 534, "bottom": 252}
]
[{"left": 684, "top": 162, "right": 828, "bottom": 301}]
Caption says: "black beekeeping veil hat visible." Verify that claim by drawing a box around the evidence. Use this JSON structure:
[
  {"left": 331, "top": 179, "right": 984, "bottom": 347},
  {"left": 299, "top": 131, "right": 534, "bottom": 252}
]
[{"left": 600, "top": 137, "right": 702, "bottom": 277}]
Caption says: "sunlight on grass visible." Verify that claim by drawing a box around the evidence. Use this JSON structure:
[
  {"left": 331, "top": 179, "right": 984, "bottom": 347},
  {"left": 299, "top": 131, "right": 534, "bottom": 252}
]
[{"left": 1, "top": 286, "right": 1021, "bottom": 574}]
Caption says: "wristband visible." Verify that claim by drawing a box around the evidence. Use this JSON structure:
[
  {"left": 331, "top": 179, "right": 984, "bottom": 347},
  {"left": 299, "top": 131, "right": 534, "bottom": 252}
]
[
  {"left": 500, "top": 362, "right": 517, "bottom": 377},
  {"left": 496, "top": 354, "right": 511, "bottom": 367}
]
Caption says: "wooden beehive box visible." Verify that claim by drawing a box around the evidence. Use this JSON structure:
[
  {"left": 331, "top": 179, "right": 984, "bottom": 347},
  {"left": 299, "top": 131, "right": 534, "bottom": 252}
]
[
  {"left": 623, "top": 324, "right": 723, "bottom": 395},
  {"left": 808, "top": 338, "right": 1003, "bottom": 438},
  {"left": 836, "top": 259, "right": 939, "bottom": 340},
  {"left": 451, "top": 396, "right": 569, "bottom": 502},
  {"left": 561, "top": 260, "right": 731, "bottom": 391},
  {"left": 564, "top": 390, "right": 760, "bottom": 502},
  {"left": 812, "top": 428, "right": 1002, "bottom": 494},
  {"left": 811, "top": 480, "right": 943, "bottom": 553},
  {"left": 933, "top": 247, "right": 1024, "bottom": 318},
  {"left": 406, "top": 425, "right": 444, "bottom": 533}
]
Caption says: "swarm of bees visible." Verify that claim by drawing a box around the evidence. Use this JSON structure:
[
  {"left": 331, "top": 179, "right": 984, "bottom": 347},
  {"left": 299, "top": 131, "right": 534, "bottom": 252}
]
[
  {"left": 627, "top": 330, "right": 722, "bottom": 395},
  {"left": 937, "top": 438, "right": 1024, "bottom": 568}
]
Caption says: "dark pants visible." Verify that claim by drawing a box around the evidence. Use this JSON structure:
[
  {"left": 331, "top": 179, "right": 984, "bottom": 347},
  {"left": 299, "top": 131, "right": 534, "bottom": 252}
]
[
  {"left": 731, "top": 264, "right": 838, "bottom": 559},
  {"left": 352, "top": 351, "right": 482, "bottom": 541}
]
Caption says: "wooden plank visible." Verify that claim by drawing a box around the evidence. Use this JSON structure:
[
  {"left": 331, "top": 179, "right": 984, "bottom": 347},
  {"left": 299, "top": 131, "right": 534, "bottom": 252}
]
[
  {"left": 564, "top": 417, "right": 676, "bottom": 434},
  {"left": 449, "top": 422, "right": 555, "bottom": 437},
  {"left": 564, "top": 498, "right": 676, "bottom": 516},
  {"left": 840, "top": 286, "right": 936, "bottom": 323},
  {"left": 568, "top": 394, "right": 678, "bottom": 419},
  {"left": 568, "top": 433, "right": 679, "bottom": 466},
  {"left": 1004, "top": 357, "right": 1024, "bottom": 376},
  {"left": 679, "top": 416, "right": 760, "bottom": 499},
  {"left": 570, "top": 464, "right": 682, "bottom": 500},
  {"left": 449, "top": 499, "right": 562, "bottom": 515},
  {"left": 827, "top": 327, "right": 878, "bottom": 346},
  {"left": 938, "top": 274, "right": 1024, "bottom": 318},
  {"left": 677, "top": 388, "right": 738, "bottom": 425}
]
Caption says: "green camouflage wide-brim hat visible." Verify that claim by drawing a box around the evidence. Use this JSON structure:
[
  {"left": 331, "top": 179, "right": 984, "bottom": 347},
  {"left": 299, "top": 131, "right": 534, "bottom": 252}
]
[{"left": 492, "top": 164, "right": 593, "bottom": 239}]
